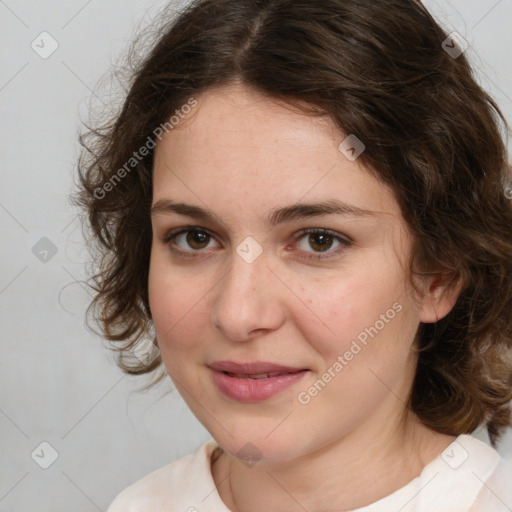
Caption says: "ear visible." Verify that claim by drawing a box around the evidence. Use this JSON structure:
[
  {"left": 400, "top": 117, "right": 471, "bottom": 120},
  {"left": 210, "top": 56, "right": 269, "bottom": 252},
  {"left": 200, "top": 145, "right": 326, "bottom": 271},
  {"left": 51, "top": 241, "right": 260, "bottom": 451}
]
[{"left": 416, "top": 271, "right": 466, "bottom": 324}]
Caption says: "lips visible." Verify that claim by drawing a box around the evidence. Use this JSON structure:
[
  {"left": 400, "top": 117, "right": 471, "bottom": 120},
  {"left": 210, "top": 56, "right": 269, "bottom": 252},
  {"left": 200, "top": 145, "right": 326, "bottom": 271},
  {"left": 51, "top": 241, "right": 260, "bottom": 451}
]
[{"left": 209, "top": 361, "right": 309, "bottom": 402}]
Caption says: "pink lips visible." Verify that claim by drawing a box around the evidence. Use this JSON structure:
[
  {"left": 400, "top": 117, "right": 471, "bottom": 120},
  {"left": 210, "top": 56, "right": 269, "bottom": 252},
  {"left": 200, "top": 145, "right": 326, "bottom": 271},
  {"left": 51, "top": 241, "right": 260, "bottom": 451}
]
[{"left": 208, "top": 360, "right": 309, "bottom": 402}]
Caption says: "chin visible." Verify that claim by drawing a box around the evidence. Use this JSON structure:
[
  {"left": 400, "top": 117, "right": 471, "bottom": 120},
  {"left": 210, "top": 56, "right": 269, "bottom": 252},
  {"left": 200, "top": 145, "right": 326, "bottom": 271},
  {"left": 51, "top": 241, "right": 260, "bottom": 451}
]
[{"left": 209, "top": 425, "right": 308, "bottom": 467}]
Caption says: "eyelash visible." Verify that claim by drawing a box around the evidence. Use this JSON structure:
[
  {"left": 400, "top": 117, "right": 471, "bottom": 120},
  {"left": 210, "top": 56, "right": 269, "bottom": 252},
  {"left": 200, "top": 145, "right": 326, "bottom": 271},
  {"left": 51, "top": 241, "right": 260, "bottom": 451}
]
[{"left": 161, "top": 226, "right": 351, "bottom": 261}]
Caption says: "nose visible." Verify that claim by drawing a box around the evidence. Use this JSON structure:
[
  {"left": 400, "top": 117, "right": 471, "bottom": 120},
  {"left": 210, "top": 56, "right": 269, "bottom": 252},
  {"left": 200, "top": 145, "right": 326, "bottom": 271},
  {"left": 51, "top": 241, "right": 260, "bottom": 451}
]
[{"left": 211, "top": 245, "right": 286, "bottom": 342}]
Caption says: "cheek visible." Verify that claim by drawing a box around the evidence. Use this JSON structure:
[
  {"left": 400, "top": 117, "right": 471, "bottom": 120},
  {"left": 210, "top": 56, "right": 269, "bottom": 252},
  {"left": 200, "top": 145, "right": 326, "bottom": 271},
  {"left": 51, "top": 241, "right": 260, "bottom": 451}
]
[
  {"left": 148, "top": 254, "right": 211, "bottom": 355},
  {"left": 294, "top": 267, "right": 412, "bottom": 361}
]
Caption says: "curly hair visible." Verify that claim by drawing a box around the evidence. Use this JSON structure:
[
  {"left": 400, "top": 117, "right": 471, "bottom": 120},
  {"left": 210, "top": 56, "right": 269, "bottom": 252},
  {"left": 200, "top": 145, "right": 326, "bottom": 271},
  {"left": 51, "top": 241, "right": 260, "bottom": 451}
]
[{"left": 72, "top": 0, "right": 512, "bottom": 445}]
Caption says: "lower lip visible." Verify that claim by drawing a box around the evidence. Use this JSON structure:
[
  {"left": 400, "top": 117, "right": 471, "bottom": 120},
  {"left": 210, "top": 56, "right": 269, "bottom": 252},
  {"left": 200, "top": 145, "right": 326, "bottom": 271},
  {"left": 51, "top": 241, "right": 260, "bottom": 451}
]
[{"left": 210, "top": 369, "right": 308, "bottom": 402}]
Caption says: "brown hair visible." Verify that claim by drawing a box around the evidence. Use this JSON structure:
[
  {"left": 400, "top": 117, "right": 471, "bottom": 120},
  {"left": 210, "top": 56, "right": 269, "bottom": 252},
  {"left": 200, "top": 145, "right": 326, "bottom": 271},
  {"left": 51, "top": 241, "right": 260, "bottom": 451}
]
[{"left": 72, "top": 0, "right": 512, "bottom": 445}]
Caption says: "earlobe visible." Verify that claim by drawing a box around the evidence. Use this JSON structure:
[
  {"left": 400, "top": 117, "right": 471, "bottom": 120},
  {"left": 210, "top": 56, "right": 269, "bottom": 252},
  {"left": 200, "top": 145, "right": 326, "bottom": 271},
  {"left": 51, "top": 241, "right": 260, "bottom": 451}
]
[{"left": 417, "top": 272, "right": 466, "bottom": 324}]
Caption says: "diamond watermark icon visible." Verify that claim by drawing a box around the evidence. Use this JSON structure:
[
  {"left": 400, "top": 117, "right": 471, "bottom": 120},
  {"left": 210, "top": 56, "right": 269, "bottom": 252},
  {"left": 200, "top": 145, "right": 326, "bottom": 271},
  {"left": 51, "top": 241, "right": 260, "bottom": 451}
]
[
  {"left": 31, "top": 32, "right": 59, "bottom": 59},
  {"left": 134, "top": 337, "right": 160, "bottom": 365},
  {"left": 338, "top": 134, "right": 365, "bottom": 161},
  {"left": 236, "top": 442, "right": 262, "bottom": 468},
  {"left": 441, "top": 441, "right": 469, "bottom": 469},
  {"left": 31, "top": 441, "right": 59, "bottom": 469},
  {"left": 442, "top": 31, "right": 468, "bottom": 59},
  {"left": 32, "top": 236, "right": 58, "bottom": 263},
  {"left": 236, "top": 236, "right": 263, "bottom": 263}
]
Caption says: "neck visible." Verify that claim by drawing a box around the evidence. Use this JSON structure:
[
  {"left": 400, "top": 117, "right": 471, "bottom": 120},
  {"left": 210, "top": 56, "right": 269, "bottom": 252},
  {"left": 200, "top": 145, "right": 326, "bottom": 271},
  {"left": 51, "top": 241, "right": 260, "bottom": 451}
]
[{"left": 211, "top": 413, "right": 455, "bottom": 512}]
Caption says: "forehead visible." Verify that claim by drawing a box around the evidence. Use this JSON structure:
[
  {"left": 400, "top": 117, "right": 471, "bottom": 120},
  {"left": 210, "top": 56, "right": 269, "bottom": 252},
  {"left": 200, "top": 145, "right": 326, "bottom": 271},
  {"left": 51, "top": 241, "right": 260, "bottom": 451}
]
[
  {"left": 156, "top": 84, "right": 345, "bottom": 163},
  {"left": 151, "top": 84, "right": 402, "bottom": 226}
]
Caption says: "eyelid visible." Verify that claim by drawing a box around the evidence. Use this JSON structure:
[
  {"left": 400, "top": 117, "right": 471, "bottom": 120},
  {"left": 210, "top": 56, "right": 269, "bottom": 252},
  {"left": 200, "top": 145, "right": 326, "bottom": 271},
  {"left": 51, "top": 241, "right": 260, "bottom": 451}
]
[
  {"left": 161, "top": 225, "right": 224, "bottom": 246},
  {"left": 291, "top": 227, "right": 351, "bottom": 245}
]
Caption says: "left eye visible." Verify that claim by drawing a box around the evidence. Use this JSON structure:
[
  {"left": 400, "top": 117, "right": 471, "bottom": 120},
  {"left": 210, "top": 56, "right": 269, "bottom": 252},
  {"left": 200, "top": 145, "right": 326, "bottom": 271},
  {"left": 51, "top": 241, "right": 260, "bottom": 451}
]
[
  {"left": 293, "top": 228, "right": 349, "bottom": 259},
  {"left": 299, "top": 230, "right": 342, "bottom": 252}
]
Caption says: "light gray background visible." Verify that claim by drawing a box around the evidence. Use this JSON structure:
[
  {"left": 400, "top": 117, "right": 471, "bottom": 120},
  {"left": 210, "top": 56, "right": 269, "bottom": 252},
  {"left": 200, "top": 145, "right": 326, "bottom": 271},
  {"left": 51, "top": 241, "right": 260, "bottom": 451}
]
[{"left": 1, "top": 1, "right": 511, "bottom": 511}]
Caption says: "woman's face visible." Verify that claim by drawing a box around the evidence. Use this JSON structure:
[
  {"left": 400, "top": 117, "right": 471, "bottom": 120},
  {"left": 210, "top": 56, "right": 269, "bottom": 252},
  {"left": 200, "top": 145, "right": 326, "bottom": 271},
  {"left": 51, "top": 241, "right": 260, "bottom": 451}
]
[{"left": 148, "top": 83, "right": 429, "bottom": 464}]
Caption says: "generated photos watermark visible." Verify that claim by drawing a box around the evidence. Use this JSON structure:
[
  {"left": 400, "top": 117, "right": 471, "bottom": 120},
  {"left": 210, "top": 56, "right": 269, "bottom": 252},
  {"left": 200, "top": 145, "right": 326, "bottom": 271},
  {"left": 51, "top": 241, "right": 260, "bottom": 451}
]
[
  {"left": 297, "top": 301, "right": 403, "bottom": 405},
  {"left": 93, "top": 97, "right": 198, "bottom": 200}
]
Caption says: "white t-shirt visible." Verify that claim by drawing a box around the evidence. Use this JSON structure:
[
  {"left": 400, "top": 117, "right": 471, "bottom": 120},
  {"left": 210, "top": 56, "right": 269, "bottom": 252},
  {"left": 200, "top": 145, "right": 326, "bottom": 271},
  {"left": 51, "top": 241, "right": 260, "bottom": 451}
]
[{"left": 106, "top": 434, "right": 512, "bottom": 511}]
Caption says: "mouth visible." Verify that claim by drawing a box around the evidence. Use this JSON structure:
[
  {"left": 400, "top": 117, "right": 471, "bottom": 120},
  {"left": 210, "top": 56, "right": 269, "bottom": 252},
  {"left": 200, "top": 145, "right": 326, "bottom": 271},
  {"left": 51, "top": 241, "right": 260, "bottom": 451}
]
[
  {"left": 208, "top": 361, "right": 309, "bottom": 402},
  {"left": 208, "top": 360, "right": 308, "bottom": 376},
  {"left": 221, "top": 371, "right": 301, "bottom": 379}
]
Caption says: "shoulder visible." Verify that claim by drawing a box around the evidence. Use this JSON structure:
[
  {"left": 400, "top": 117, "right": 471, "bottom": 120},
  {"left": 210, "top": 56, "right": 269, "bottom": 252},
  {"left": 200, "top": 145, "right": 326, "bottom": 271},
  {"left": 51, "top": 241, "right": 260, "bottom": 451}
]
[
  {"left": 405, "top": 434, "right": 503, "bottom": 511},
  {"left": 106, "top": 438, "right": 220, "bottom": 512},
  {"left": 470, "top": 455, "right": 512, "bottom": 512}
]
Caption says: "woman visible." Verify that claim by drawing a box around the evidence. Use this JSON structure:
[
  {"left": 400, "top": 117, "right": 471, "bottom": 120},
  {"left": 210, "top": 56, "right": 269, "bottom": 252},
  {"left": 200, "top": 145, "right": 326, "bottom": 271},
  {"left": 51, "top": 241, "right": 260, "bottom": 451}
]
[{"left": 73, "top": 0, "right": 512, "bottom": 510}]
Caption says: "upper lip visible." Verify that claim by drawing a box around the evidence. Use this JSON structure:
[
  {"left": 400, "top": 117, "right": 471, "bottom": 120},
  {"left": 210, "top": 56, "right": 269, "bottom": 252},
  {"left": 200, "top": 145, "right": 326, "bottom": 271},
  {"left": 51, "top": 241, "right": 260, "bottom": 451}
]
[{"left": 208, "top": 360, "right": 307, "bottom": 375}]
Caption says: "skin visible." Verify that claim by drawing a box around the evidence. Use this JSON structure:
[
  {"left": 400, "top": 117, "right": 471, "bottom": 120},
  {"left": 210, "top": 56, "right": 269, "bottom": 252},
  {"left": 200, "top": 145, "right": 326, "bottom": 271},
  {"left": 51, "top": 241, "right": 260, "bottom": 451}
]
[{"left": 148, "top": 82, "right": 464, "bottom": 511}]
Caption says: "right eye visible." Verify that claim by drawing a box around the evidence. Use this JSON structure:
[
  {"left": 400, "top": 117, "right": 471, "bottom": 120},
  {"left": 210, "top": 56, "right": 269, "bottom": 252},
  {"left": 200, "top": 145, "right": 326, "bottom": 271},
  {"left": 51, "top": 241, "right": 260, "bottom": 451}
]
[{"left": 162, "top": 226, "right": 221, "bottom": 256}]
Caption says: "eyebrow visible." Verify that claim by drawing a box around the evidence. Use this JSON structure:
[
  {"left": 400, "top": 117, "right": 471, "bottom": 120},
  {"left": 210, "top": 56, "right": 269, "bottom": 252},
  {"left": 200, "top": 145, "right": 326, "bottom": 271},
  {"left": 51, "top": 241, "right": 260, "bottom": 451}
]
[{"left": 150, "top": 198, "right": 379, "bottom": 226}]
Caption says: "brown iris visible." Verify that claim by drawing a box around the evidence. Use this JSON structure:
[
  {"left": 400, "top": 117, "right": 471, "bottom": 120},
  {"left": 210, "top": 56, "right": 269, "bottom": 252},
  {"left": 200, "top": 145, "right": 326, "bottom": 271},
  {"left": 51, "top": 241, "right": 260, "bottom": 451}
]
[
  {"left": 186, "top": 231, "right": 210, "bottom": 250},
  {"left": 307, "top": 233, "right": 333, "bottom": 252}
]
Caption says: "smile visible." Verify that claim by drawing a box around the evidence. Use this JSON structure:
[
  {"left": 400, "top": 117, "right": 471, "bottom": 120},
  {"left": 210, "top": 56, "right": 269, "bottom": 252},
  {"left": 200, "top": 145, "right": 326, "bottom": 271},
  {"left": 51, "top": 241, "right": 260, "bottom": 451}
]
[{"left": 210, "top": 367, "right": 309, "bottom": 402}]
